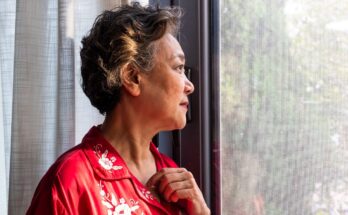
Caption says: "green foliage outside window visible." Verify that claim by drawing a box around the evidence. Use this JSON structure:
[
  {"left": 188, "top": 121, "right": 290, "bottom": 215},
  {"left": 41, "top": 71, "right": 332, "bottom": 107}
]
[{"left": 220, "top": 0, "right": 348, "bottom": 214}]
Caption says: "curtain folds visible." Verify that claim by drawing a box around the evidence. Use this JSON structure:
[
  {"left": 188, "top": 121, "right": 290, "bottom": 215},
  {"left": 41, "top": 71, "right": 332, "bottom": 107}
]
[
  {"left": 0, "top": 0, "right": 16, "bottom": 214},
  {"left": 1, "top": 0, "right": 128, "bottom": 214}
]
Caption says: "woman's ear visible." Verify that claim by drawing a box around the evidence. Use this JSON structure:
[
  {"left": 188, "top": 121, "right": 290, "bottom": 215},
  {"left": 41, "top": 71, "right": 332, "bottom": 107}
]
[{"left": 120, "top": 64, "right": 141, "bottom": 96}]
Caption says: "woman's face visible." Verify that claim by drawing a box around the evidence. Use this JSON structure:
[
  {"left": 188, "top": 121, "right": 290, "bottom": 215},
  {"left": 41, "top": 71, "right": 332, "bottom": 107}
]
[{"left": 139, "top": 33, "right": 194, "bottom": 131}]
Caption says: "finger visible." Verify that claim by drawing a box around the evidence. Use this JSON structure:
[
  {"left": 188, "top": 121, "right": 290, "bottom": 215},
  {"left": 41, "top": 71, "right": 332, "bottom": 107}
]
[
  {"left": 146, "top": 168, "right": 187, "bottom": 187},
  {"left": 162, "top": 180, "right": 194, "bottom": 202},
  {"left": 158, "top": 171, "right": 194, "bottom": 193},
  {"left": 168, "top": 188, "right": 196, "bottom": 202}
]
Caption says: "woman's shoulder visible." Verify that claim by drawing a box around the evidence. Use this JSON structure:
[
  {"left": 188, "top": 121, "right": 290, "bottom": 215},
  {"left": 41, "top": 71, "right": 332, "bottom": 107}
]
[
  {"left": 38, "top": 144, "right": 93, "bottom": 189},
  {"left": 26, "top": 144, "right": 97, "bottom": 214},
  {"left": 50, "top": 126, "right": 105, "bottom": 181},
  {"left": 62, "top": 145, "right": 89, "bottom": 168}
]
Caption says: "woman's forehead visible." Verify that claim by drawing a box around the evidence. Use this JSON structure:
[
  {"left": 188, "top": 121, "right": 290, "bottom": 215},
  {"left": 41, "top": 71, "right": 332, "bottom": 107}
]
[{"left": 155, "top": 33, "right": 185, "bottom": 61}]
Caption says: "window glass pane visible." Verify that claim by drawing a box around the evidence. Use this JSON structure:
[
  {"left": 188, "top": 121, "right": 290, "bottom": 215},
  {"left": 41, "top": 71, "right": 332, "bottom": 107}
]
[{"left": 220, "top": 0, "right": 348, "bottom": 214}]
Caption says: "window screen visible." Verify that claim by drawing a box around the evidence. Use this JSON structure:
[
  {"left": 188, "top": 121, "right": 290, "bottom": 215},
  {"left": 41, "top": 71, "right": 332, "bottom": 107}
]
[{"left": 220, "top": 0, "right": 348, "bottom": 214}]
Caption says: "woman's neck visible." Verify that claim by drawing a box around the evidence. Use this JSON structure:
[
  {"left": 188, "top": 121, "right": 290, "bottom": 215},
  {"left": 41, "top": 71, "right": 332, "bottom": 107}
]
[
  {"left": 99, "top": 109, "right": 158, "bottom": 184},
  {"left": 99, "top": 104, "right": 156, "bottom": 164}
]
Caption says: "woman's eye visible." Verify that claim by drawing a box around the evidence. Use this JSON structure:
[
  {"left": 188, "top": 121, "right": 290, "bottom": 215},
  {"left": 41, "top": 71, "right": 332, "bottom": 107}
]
[{"left": 176, "top": 65, "right": 185, "bottom": 74}]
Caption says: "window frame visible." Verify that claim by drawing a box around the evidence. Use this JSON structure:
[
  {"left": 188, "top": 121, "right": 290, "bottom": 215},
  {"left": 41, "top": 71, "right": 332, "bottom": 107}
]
[{"left": 149, "top": 0, "right": 220, "bottom": 213}]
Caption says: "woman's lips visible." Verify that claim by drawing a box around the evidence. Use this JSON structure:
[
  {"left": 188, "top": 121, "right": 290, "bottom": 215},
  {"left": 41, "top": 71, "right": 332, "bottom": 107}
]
[{"left": 180, "top": 102, "right": 189, "bottom": 109}]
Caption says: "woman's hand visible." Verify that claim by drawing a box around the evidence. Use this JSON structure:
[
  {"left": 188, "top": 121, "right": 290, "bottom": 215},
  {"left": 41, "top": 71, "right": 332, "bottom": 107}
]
[{"left": 146, "top": 168, "right": 211, "bottom": 215}]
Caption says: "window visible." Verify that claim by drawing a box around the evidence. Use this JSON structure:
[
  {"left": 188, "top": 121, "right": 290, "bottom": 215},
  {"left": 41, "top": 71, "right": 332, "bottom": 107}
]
[{"left": 220, "top": 0, "right": 348, "bottom": 214}]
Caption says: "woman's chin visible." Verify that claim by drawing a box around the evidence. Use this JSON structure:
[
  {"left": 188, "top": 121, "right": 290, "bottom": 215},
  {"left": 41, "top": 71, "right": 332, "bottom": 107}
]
[
  {"left": 160, "top": 116, "right": 187, "bottom": 131},
  {"left": 175, "top": 118, "right": 187, "bottom": 130}
]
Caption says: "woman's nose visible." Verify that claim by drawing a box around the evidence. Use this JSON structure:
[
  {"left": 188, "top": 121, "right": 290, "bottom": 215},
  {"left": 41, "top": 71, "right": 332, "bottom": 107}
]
[{"left": 184, "top": 77, "right": 194, "bottom": 95}]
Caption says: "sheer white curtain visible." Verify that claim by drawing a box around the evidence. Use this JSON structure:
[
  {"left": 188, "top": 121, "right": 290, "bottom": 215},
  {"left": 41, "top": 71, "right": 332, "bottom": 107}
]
[
  {"left": 0, "top": 0, "right": 131, "bottom": 214},
  {"left": 0, "top": 0, "right": 16, "bottom": 213}
]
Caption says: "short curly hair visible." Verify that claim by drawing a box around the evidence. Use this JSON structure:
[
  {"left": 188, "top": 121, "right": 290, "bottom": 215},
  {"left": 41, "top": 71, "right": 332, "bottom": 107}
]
[{"left": 80, "top": 2, "right": 182, "bottom": 114}]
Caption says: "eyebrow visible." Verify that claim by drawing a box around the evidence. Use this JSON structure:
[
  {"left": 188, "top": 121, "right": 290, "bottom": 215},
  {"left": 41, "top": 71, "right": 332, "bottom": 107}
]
[{"left": 170, "top": 53, "right": 185, "bottom": 61}]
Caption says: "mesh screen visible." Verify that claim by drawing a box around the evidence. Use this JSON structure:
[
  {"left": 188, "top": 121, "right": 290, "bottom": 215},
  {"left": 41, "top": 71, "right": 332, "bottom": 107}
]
[{"left": 220, "top": 0, "right": 348, "bottom": 214}]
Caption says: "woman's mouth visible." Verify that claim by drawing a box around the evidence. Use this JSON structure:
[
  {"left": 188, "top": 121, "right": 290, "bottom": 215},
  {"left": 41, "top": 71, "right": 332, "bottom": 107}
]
[{"left": 180, "top": 102, "right": 189, "bottom": 109}]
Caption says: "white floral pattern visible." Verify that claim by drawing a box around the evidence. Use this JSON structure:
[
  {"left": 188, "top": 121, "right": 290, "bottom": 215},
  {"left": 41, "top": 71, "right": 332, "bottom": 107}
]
[
  {"left": 99, "top": 182, "right": 142, "bottom": 215},
  {"left": 94, "top": 144, "right": 123, "bottom": 172},
  {"left": 140, "top": 188, "right": 154, "bottom": 200}
]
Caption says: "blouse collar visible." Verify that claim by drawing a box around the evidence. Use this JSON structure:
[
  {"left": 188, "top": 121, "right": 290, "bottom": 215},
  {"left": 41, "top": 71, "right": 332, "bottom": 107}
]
[{"left": 82, "top": 126, "right": 164, "bottom": 180}]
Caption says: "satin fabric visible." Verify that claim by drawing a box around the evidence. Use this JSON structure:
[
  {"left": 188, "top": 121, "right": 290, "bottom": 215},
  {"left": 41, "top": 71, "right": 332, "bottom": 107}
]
[{"left": 26, "top": 126, "right": 183, "bottom": 215}]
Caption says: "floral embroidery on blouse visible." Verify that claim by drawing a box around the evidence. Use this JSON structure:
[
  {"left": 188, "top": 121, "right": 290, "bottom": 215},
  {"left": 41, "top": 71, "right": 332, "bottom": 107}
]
[
  {"left": 99, "top": 182, "right": 142, "bottom": 215},
  {"left": 94, "top": 144, "right": 123, "bottom": 171},
  {"left": 140, "top": 188, "right": 154, "bottom": 200}
]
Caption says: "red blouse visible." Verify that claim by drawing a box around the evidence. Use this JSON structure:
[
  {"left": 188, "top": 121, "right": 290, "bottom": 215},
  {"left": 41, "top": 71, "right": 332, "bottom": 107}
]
[{"left": 26, "top": 126, "right": 183, "bottom": 215}]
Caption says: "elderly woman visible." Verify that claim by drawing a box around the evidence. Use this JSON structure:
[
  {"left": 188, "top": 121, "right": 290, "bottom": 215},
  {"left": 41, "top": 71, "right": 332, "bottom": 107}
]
[{"left": 26, "top": 3, "right": 210, "bottom": 215}]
